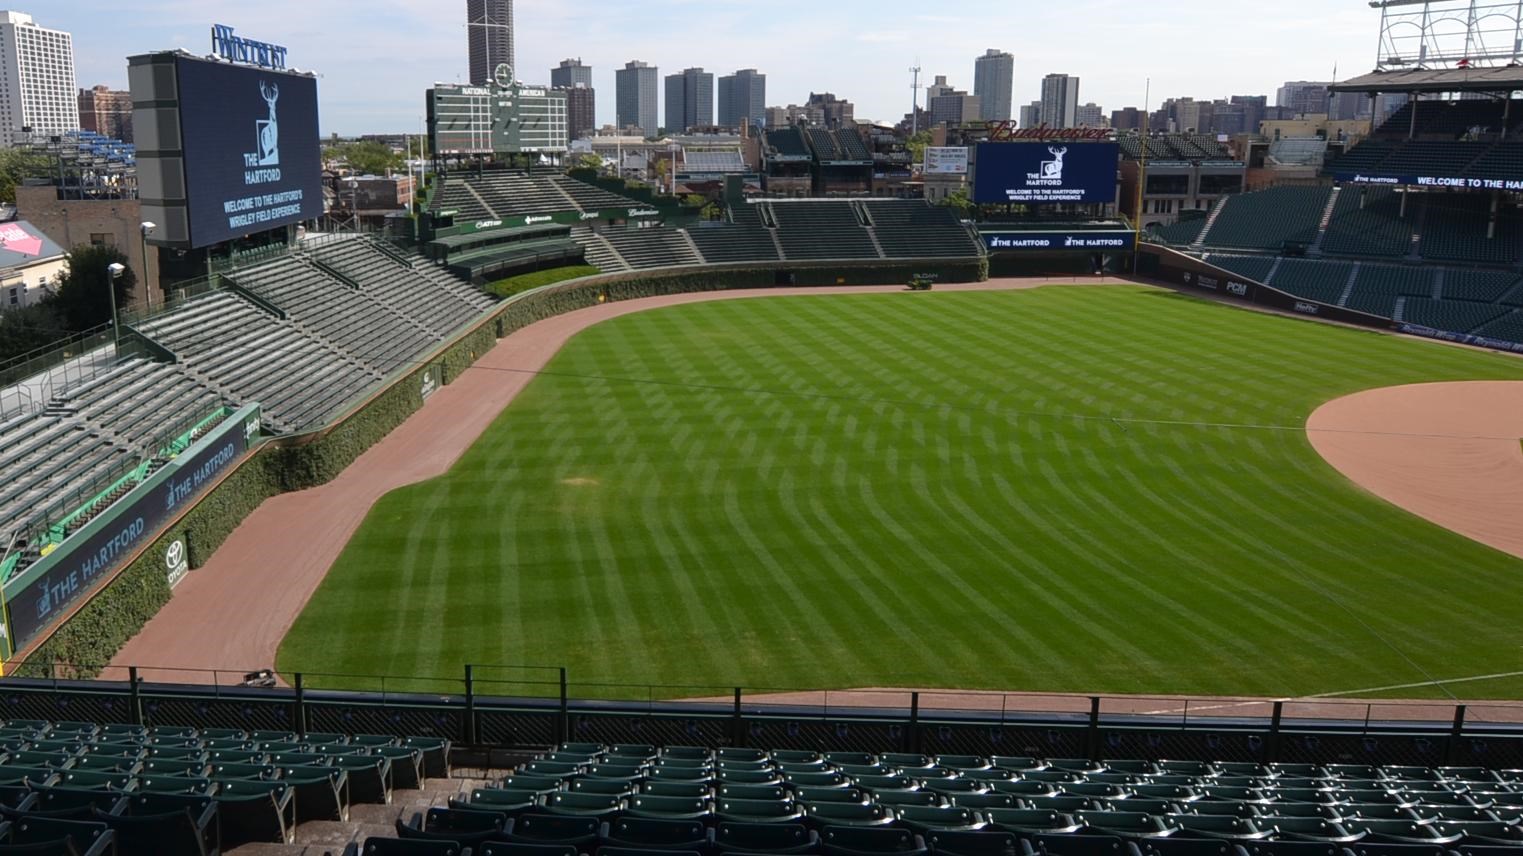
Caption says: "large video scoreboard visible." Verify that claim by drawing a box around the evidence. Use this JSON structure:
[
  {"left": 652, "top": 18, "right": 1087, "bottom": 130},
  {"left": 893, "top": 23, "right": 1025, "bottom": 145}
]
[{"left": 129, "top": 50, "right": 323, "bottom": 249}]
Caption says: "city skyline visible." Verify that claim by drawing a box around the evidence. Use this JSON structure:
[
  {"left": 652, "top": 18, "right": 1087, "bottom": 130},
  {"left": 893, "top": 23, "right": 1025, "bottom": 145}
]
[{"left": 59, "top": 0, "right": 1376, "bottom": 135}]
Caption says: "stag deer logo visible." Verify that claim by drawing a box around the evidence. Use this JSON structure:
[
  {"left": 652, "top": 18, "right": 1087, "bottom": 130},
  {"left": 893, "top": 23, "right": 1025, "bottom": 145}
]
[
  {"left": 247, "top": 80, "right": 280, "bottom": 167},
  {"left": 1040, "top": 146, "right": 1067, "bottom": 180}
]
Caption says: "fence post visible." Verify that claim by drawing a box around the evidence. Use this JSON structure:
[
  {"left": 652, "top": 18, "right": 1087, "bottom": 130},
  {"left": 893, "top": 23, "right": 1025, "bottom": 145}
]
[
  {"left": 128, "top": 667, "right": 142, "bottom": 726},
  {"left": 732, "top": 688, "right": 744, "bottom": 747},
  {"left": 908, "top": 692, "right": 920, "bottom": 754},
  {"left": 557, "top": 667, "right": 569, "bottom": 745},
  {"left": 1268, "top": 701, "right": 1284, "bottom": 763},
  {"left": 465, "top": 665, "right": 477, "bottom": 746},
  {"left": 1087, "top": 697, "right": 1101, "bottom": 761},
  {"left": 293, "top": 673, "right": 307, "bottom": 737},
  {"left": 1446, "top": 704, "right": 1466, "bottom": 766}
]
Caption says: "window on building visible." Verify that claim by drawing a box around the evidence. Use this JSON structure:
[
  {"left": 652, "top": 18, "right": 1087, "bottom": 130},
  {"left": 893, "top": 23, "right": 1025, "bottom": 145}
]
[{"left": 89, "top": 232, "right": 112, "bottom": 246}]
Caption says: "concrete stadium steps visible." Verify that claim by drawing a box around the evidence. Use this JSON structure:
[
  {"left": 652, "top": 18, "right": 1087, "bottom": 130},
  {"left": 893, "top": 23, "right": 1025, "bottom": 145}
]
[{"left": 428, "top": 172, "right": 646, "bottom": 222}]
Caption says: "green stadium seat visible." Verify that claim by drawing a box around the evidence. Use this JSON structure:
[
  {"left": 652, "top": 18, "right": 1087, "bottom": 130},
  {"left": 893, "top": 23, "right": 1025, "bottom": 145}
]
[
  {"left": 500, "top": 775, "right": 565, "bottom": 793},
  {"left": 984, "top": 809, "right": 1080, "bottom": 834},
  {"left": 360, "top": 838, "right": 465, "bottom": 855},
  {"left": 924, "top": 829, "right": 1018, "bottom": 856},
  {"left": 611, "top": 745, "right": 659, "bottom": 761},
  {"left": 796, "top": 788, "right": 866, "bottom": 804},
  {"left": 1075, "top": 810, "right": 1177, "bottom": 838},
  {"left": 568, "top": 777, "right": 639, "bottom": 795},
  {"left": 895, "top": 806, "right": 984, "bottom": 833},
  {"left": 873, "top": 792, "right": 942, "bottom": 808},
  {"left": 332, "top": 753, "right": 391, "bottom": 804},
  {"left": 543, "top": 790, "right": 622, "bottom": 818},
  {"left": 214, "top": 779, "right": 295, "bottom": 845},
  {"left": 948, "top": 794, "right": 1015, "bottom": 811},
  {"left": 714, "top": 821, "right": 816, "bottom": 854},
  {"left": 855, "top": 777, "right": 916, "bottom": 792},
  {"left": 377, "top": 745, "right": 425, "bottom": 790},
  {"left": 641, "top": 782, "right": 712, "bottom": 799},
  {"left": 505, "top": 812, "right": 601, "bottom": 847},
  {"left": 589, "top": 764, "right": 648, "bottom": 780},
  {"left": 210, "top": 762, "right": 276, "bottom": 780},
  {"left": 1257, "top": 817, "right": 1361, "bottom": 843},
  {"left": 717, "top": 798, "right": 804, "bottom": 824},
  {"left": 804, "top": 802, "right": 896, "bottom": 828},
  {"left": 818, "top": 825, "right": 926, "bottom": 856},
  {"left": 403, "top": 736, "right": 452, "bottom": 779},
  {"left": 1024, "top": 834, "right": 1127, "bottom": 856},
  {"left": 1167, "top": 813, "right": 1268, "bottom": 840},
  {"left": 476, "top": 843, "right": 578, "bottom": 856},
  {"left": 278, "top": 763, "right": 349, "bottom": 822},
  {"left": 106, "top": 793, "right": 219, "bottom": 856},
  {"left": 661, "top": 748, "right": 712, "bottom": 761},
  {"left": 625, "top": 795, "right": 712, "bottom": 821},
  {"left": 600, "top": 817, "right": 710, "bottom": 850},
  {"left": 6, "top": 816, "right": 116, "bottom": 856},
  {"left": 1135, "top": 838, "right": 1241, "bottom": 856}
]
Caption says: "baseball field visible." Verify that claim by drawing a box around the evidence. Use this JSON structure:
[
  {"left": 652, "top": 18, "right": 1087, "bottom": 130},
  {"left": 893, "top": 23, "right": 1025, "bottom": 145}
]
[{"left": 275, "top": 285, "right": 1523, "bottom": 698}]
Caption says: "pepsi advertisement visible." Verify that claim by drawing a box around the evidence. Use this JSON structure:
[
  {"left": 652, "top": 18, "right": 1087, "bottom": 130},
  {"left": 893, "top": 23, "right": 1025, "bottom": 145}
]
[
  {"left": 974, "top": 142, "right": 1119, "bottom": 205},
  {"left": 176, "top": 56, "right": 322, "bottom": 248}
]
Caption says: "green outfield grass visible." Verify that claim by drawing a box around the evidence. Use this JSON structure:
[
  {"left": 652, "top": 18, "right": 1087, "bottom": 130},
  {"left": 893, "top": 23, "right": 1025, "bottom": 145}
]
[{"left": 277, "top": 285, "right": 1523, "bottom": 698}]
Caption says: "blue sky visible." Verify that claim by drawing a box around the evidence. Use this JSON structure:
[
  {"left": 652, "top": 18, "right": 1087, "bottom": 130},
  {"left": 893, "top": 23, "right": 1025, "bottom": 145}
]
[{"left": 57, "top": 0, "right": 1379, "bottom": 135}]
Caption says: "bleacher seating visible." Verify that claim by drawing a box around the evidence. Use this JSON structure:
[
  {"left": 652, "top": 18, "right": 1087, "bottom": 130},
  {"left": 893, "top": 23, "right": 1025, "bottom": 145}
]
[
  {"left": 836, "top": 130, "right": 873, "bottom": 161},
  {"left": 805, "top": 129, "right": 843, "bottom": 161},
  {"left": 1198, "top": 187, "right": 1331, "bottom": 250},
  {"left": 682, "top": 148, "right": 748, "bottom": 174},
  {"left": 1119, "top": 134, "right": 1233, "bottom": 162},
  {"left": 1420, "top": 197, "right": 1523, "bottom": 265},
  {"left": 1374, "top": 98, "right": 1523, "bottom": 140},
  {"left": 0, "top": 415, "right": 132, "bottom": 552},
  {"left": 598, "top": 227, "right": 702, "bottom": 269},
  {"left": 131, "top": 291, "right": 379, "bottom": 434},
  {"left": 1472, "top": 310, "right": 1523, "bottom": 344},
  {"left": 235, "top": 257, "right": 438, "bottom": 375},
  {"left": 764, "top": 128, "right": 811, "bottom": 160},
  {"left": 1151, "top": 218, "right": 1208, "bottom": 247},
  {"left": 1321, "top": 188, "right": 1413, "bottom": 258},
  {"left": 1443, "top": 270, "right": 1520, "bottom": 303},
  {"left": 1401, "top": 297, "right": 1510, "bottom": 332},
  {"left": 353, "top": 740, "right": 1523, "bottom": 856},
  {"left": 311, "top": 238, "right": 497, "bottom": 337},
  {"left": 1342, "top": 265, "right": 1434, "bottom": 318},
  {"left": 429, "top": 172, "right": 644, "bottom": 222},
  {"left": 687, "top": 223, "right": 782, "bottom": 264},
  {"left": 570, "top": 227, "right": 632, "bottom": 272},
  {"left": 770, "top": 202, "right": 878, "bottom": 260},
  {"left": 864, "top": 201, "right": 981, "bottom": 258},
  {"left": 1202, "top": 255, "right": 1276, "bottom": 283},
  {"left": 1267, "top": 259, "right": 1354, "bottom": 306}
]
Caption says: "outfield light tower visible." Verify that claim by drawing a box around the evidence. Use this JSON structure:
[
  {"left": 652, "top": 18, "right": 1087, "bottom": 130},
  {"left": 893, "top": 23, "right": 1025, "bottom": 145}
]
[
  {"left": 909, "top": 64, "right": 922, "bottom": 135},
  {"left": 139, "top": 221, "right": 156, "bottom": 310}
]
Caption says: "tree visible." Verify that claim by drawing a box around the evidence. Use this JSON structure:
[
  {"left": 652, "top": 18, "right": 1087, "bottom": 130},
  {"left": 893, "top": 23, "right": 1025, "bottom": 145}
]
[
  {"left": 938, "top": 188, "right": 975, "bottom": 218},
  {"left": 568, "top": 153, "right": 604, "bottom": 172},
  {"left": 0, "top": 302, "right": 65, "bottom": 364},
  {"left": 905, "top": 130, "right": 933, "bottom": 166},
  {"left": 0, "top": 148, "right": 53, "bottom": 204},
  {"left": 324, "top": 141, "right": 405, "bottom": 176},
  {"left": 50, "top": 244, "right": 135, "bottom": 332}
]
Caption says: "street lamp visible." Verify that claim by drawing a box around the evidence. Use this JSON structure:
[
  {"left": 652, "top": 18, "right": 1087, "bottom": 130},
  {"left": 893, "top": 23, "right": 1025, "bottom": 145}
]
[
  {"left": 138, "top": 221, "right": 156, "bottom": 309},
  {"left": 106, "top": 262, "right": 124, "bottom": 353}
]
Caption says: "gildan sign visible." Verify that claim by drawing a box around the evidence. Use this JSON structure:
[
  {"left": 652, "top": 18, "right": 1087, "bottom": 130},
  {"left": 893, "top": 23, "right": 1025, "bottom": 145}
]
[{"left": 974, "top": 142, "right": 1120, "bottom": 204}]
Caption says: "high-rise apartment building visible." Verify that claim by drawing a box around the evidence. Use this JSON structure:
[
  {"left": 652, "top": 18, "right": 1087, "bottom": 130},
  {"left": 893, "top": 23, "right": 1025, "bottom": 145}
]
[
  {"left": 928, "top": 90, "right": 981, "bottom": 126},
  {"left": 1075, "top": 102, "right": 1106, "bottom": 128},
  {"left": 717, "top": 68, "right": 765, "bottom": 129},
  {"left": 467, "top": 0, "right": 514, "bottom": 86},
  {"left": 1277, "top": 81, "right": 1330, "bottom": 115},
  {"left": 0, "top": 11, "right": 78, "bottom": 146},
  {"left": 1019, "top": 101, "right": 1041, "bottom": 128},
  {"left": 616, "top": 60, "right": 659, "bottom": 134},
  {"left": 664, "top": 67, "right": 713, "bottom": 132},
  {"left": 973, "top": 49, "right": 1013, "bottom": 121},
  {"left": 78, "top": 84, "right": 131, "bottom": 142},
  {"left": 551, "top": 58, "right": 592, "bottom": 89},
  {"left": 559, "top": 85, "right": 595, "bottom": 140},
  {"left": 1039, "top": 73, "right": 1079, "bottom": 127}
]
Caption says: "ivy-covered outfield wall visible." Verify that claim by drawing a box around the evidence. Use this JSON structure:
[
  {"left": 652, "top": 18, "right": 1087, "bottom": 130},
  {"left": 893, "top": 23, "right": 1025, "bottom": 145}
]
[{"left": 18, "top": 257, "right": 986, "bottom": 675}]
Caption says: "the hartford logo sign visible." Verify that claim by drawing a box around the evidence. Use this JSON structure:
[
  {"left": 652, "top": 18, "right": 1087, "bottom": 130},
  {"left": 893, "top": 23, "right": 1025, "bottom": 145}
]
[
  {"left": 983, "top": 231, "right": 1135, "bottom": 252},
  {"left": 1028, "top": 147, "right": 1067, "bottom": 184}
]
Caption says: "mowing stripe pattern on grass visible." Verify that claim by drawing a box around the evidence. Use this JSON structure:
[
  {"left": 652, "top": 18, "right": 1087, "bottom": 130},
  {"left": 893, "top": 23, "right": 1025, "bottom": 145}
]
[{"left": 278, "top": 286, "right": 1523, "bottom": 697}]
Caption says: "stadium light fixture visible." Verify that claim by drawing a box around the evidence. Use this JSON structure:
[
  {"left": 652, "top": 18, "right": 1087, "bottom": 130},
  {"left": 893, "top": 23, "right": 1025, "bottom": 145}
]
[
  {"left": 139, "top": 222, "right": 157, "bottom": 310},
  {"left": 106, "top": 262, "right": 125, "bottom": 353}
]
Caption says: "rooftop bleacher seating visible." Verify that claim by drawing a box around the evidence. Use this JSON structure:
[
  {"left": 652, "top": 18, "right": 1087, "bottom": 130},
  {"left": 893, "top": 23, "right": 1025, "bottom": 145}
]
[
  {"left": 764, "top": 128, "right": 811, "bottom": 160},
  {"left": 681, "top": 148, "right": 748, "bottom": 173},
  {"left": 1320, "top": 187, "right": 1413, "bottom": 258},
  {"left": 1198, "top": 186, "right": 1331, "bottom": 250},
  {"left": 770, "top": 202, "right": 878, "bottom": 260},
  {"left": 131, "top": 291, "right": 378, "bottom": 434},
  {"left": 836, "top": 130, "right": 873, "bottom": 161},
  {"left": 863, "top": 201, "right": 980, "bottom": 259},
  {"left": 429, "top": 172, "right": 645, "bottom": 222},
  {"left": 1375, "top": 98, "right": 1523, "bottom": 140}
]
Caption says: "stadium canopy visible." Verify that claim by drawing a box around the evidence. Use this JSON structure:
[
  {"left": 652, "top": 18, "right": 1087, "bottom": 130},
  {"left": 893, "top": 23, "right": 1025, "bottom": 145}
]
[{"left": 1331, "top": 66, "right": 1523, "bottom": 95}]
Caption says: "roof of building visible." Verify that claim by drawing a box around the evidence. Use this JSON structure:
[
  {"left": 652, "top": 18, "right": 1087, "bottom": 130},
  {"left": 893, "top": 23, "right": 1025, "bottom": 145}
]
[
  {"left": 0, "top": 221, "right": 65, "bottom": 267},
  {"left": 1331, "top": 66, "right": 1523, "bottom": 94}
]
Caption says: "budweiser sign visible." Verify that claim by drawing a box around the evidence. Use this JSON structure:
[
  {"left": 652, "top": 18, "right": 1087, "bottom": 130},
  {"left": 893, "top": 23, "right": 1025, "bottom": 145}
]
[{"left": 985, "top": 121, "right": 1113, "bottom": 142}]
